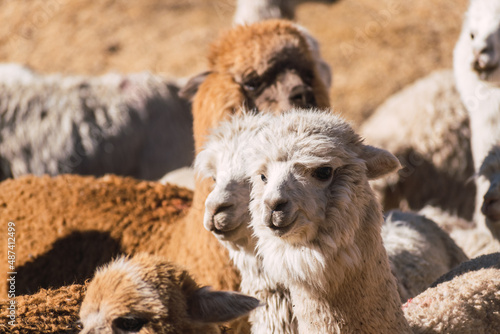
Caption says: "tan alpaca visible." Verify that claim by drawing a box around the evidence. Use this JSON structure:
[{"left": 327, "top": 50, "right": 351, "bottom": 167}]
[{"left": 79, "top": 253, "right": 259, "bottom": 334}]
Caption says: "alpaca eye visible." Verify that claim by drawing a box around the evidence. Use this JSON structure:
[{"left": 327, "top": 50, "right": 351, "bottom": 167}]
[
  {"left": 113, "top": 317, "right": 147, "bottom": 332},
  {"left": 470, "top": 32, "right": 475, "bottom": 40},
  {"left": 243, "top": 77, "right": 261, "bottom": 91},
  {"left": 312, "top": 167, "right": 333, "bottom": 181},
  {"left": 212, "top": 176, "right": 217, "bottom": 183},
  {"left": 261, "top": 174, "right": 268, "bottom": 183}
]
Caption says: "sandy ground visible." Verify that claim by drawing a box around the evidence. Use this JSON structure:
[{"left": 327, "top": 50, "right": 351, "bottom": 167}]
[{"left": 0, "top": 0, "right": 468, "bottom": 125}]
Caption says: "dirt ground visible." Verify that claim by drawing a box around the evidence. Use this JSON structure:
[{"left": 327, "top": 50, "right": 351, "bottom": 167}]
[{"left": 0, "top": 0, "right": 468, "bottom": 125}]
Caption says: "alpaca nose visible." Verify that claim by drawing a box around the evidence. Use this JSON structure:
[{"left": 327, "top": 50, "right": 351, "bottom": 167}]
[
  {"left": 265, "top": 199, "right": 290, "bottom": 227},
  {"left": 205, "top": 201, "right": 234, "bottom": 232},
  {"left": 473, "top": 45, "right": 497, "bottom": 72},
  {"left": 473, "top": 45, "right": 490, "bottom": 58}
]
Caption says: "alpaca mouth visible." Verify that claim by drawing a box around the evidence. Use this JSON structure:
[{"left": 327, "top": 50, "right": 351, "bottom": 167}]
[
  {"left": 211, "top": 215, "right": 248, "bottom": 241},
  {"left": 475, "top": 63, "right": 499, "bottom": 80},
  {"left": 268, "top": 214, "right": 298, "bottom": 237},
  {"left": 212, "top": 222, "right": 244, "bottom": 237}
]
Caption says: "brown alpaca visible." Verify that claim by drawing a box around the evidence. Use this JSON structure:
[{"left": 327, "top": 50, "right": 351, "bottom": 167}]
[
  {"left": 80, "top": 253, "right": 258, "bottom": 334},
  {"left": 191, "top": 19, "right": 330, "bottom": 153},
  {"left": 0, "top": 284, "right": 85, "bottom": 333}
]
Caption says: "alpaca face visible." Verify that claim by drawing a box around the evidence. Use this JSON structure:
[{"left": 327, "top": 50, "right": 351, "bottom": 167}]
[
  {"left": 248, "top": 112, "right": 365, "bottom": 249},
  {"left": 79, "top": 258, "right": 168, "bottom": 334},
  {"left": 208, "top": 20, "right": 330, "bottom": 111},
  {"left": 203, "top": 173, "right": 252, "bottom": 243},
  {"left": 194, "top": 114, "right": 271, "bottom": 245},
  {"left": 80, "top": 254, "right": 260, "bottom": 334},
  {"left": 247, "top": 110, "right": 400, "bottom": 287},
  {"left": 235, "top": 49, "right": 318, "bottom": 112},
  {"left": 251, "top": 160, "right": 337, "bottom": 243},
  {"left": 466, "top": 0, "right": 500, "bottom": 82},
  {"left": 479, "top": 145, "right": 500, "bottom": 238}
]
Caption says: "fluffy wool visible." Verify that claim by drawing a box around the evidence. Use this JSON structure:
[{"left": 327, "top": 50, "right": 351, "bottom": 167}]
[
  {"left": 247, "top": 109, "right": 409, "bottom": 333},
  {"left": 404, "top": 264, "right": 500, "bottom": 333},
  {"left": 360, "top": 70, "right": 475, "bottom": 220},
  {"left": 80, "top": 253, "right": 259, "bottom": 334},
  {"left": 382, "top": 210, "right": 468, "bottom": 302},
  {"left": 0, "top": 284, "right": 85, "bottom": 334},
  {"left": 429, "top": 252, "right": 500, "bottom": 287},
  {"left": 0, "top": 65, "right": 192, "bottom": 181},
  {"left": 194, "top": 112, "right": 297, "bottom": 334}
]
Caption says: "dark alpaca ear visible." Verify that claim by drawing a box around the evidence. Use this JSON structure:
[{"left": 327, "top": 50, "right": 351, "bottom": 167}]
[
  {"left": 187, "top": 287, "right": 261, "bottom": 323},
  {"left": 179, "top": 71, "right": 212, "bottom": 101},
  {"left": 359, "top": 144, "right": 401, "bottom": 180}
]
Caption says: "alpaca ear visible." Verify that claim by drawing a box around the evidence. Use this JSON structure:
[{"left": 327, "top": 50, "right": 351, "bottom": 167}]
[
  {"left": 187, "top": 287, "right": 260, "bottom": 323},
  {"left": 179, "top": 71, "right": 212, "bottom": 101},
  {"left": 359, "top": 145, "right": 401, "bottom": 180},
  {"left": 193, "top": 149, "right": 213, "bottom": 180}
]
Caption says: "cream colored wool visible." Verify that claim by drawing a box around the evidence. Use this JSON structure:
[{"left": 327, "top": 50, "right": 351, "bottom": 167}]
[
  {"left": 360, "top": 70, "right": 474, "bottom": 221},
  {"left": 383, "top": 210, "right": 468, "bottom": 302},
  {"left": 404, "top": 267, "right": 500, "bottom": 333},
  {"left": 0, "top": 65, "right": 192, "bottom": 181}
]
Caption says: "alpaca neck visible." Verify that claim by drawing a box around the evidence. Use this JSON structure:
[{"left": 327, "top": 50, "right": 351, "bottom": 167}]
[
  {"left": 290, "top": 207, "right": 411, "bottom": 333},
  {"left": 227, "top": 238, "right": 298, "bottom": 334}
]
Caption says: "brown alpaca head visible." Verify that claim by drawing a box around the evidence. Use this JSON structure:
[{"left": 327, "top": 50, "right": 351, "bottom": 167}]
[
  {"left": 79, "top": 253, "right": 259, "bottom": 334},
  {"left": 188, "top": 19, "right": 330, "bottom": 152}
]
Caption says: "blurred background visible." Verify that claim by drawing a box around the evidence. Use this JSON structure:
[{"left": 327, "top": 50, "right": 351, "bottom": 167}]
[{"left": 0, "top": 0, "right": 468, "bottom": 125}]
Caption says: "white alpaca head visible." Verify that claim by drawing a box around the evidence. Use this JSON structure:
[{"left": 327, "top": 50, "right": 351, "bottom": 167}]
[
  {"left": 479, "top": 145, "right": 500, "bottom": 239},
  {"left": 195, "top": 112, "right": 273, "bottom": 246},
  {"left": 247, "top": 109, "right": 400, "bottom": 290},
  {"left": 459, "top": 0, "right": 500, "bottom": 82}
]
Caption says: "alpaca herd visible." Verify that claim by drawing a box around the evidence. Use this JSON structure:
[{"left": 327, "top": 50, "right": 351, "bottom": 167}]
[{"left": 2, "top": 0, "right": 500, "bottom": 333}]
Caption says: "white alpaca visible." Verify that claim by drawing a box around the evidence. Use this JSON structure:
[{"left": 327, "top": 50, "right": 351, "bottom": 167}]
[
  {"left": 246, "top": 109, "right": 499, "bottom": 332},
  {"left": 80, "top": 253, "right": 259, "bottom": 334},
  {"left": 454, "top": 0, "right": 500, "bottom": 235},
  {"left": 194, "top": 112, "right": 298, "bottom": 334},
  {"left": 247, "top": 109, "right": 409, "bottom": 333}
]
